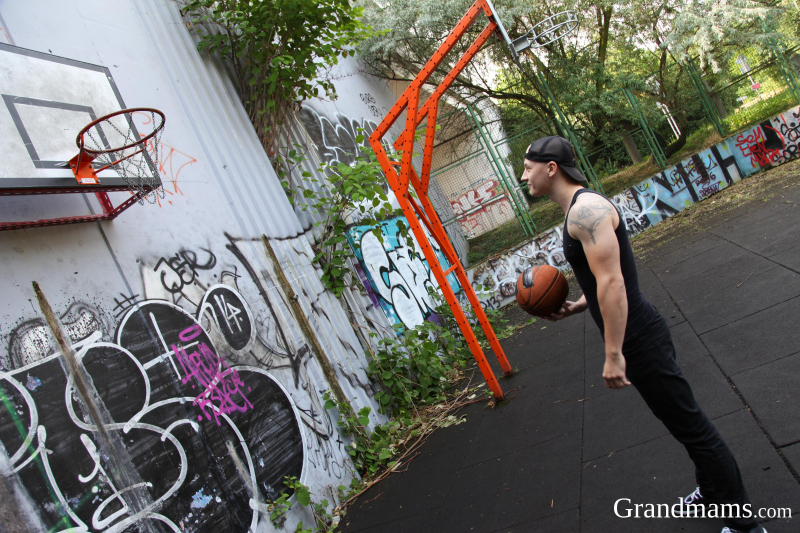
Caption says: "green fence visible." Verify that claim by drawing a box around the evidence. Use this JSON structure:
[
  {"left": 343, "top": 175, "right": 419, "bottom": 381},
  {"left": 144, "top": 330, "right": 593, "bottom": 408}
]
[
  {"left": 411, "top": 38, "right": 800, "bottom": 266},
  {"left": 471, "top": 46, "right": 799, "bottom": 264}
]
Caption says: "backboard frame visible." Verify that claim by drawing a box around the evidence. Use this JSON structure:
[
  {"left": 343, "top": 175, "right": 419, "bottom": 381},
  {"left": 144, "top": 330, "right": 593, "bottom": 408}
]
[{"left": 368, "top": 0, "right": 515, "bottom": 400}]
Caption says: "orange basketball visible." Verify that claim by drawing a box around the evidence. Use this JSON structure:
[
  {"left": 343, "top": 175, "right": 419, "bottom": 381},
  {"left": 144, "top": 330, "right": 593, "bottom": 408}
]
[{"left": 515, "top": 265, "right": 569, "bottom": 318}]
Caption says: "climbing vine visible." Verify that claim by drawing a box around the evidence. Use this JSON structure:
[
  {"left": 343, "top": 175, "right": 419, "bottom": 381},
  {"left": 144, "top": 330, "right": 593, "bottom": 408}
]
[{"left": 290, "top": 137, "right": 412, "bottom": 297}]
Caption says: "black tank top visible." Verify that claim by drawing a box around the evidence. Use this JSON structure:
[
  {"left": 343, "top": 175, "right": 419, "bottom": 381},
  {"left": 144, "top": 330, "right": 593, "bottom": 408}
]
[{"left": 562, "top": 188, "right": 658, "bottom": 341}]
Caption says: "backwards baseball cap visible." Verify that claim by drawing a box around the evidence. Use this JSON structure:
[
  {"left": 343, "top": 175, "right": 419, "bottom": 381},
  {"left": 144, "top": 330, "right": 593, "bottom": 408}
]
[{"left": 525, "top": 136, "right": 587, "bottom": 183}]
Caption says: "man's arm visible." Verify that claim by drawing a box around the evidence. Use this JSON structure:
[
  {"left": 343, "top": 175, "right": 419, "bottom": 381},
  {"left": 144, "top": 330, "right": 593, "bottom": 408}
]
[{"left": 568, "top": 198, "right": 631, "bottom": 389}]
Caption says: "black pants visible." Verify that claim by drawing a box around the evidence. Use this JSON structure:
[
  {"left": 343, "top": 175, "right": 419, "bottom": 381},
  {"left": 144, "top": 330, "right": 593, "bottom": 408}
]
[{"left": 623, "top": 315, "right": 759, "bottom": 531}]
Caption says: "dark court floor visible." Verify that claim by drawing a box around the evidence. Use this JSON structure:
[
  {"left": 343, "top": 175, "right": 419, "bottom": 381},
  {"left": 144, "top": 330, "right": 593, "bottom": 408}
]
[{"left": 341, "top": 178, "right": 800, "bottom": 533}]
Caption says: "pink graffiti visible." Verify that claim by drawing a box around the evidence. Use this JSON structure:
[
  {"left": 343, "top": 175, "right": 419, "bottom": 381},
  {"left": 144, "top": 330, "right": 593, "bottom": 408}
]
[
  {"left": 172, "top": 325, "right": 252, "bottom": 425},
  {"left": 458, "top": 198, "right": 515, "bottom": 237}
]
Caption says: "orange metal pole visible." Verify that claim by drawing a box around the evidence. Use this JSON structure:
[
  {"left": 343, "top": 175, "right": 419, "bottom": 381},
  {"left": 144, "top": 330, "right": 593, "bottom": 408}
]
[
  {"left": 407, "top": 167, "right": 513, "bottom": 376},
  {"left": 392, "top": 21, "right": 499, "bottom": 154},
  {"left": 416, "top": 190, "right": 513, "bottom": 376},
  {"left": 367, "top": 0, "right": 515, "bottom": 399},
  {"left": 371, "top": 0, "right": 486, "bottom": 143},
  {"left": 395, "top": 193, "right": 507, "bottom": 399}
]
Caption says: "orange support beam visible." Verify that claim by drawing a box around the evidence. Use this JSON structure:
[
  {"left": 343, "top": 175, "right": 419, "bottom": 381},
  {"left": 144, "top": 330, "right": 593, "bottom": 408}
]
[{"left": 368, "top": 0, "right": 513, "bottom": 400}]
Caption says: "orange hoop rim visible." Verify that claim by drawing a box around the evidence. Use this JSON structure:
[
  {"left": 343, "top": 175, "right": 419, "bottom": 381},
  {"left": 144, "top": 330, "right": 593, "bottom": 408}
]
[{"left": 76, "top": 107, "right": 165, "bottom": 155}]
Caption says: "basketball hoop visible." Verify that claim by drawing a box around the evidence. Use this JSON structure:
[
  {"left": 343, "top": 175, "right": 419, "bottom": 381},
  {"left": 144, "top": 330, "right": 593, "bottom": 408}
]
[
  {"left": 511, "top": 11, "right": 579, "bottom": 55},
  {"left": 69, "top": 108, "right": 165, "bottom": 203}
]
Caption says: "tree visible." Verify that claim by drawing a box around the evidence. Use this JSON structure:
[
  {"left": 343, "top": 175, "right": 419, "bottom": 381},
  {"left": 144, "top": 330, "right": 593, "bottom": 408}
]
[
  {"left": 357, "top": 0, "right": 787, "bottom": 174},
  {"left": 181, "top": 0, "right": 373, "bottom": 164}
]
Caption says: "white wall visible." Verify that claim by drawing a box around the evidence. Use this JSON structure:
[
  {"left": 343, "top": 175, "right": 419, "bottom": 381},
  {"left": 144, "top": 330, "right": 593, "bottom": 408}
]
[{"left": 0, "top": 1, "right": 403, "bottom": 530}]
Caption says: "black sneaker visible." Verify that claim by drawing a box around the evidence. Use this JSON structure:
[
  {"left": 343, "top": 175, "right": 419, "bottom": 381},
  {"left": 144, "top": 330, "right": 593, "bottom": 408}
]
[{"left": 675, "top": 487, "right": 716, "bottom": 517}]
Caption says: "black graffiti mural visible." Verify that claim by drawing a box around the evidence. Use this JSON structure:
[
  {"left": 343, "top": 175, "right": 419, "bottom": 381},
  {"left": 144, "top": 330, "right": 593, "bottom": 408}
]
[
  {"left": 297, "top": 105, "right": 394, "bottom": 168},
  {"left": 0, "top": 284, "right": 304, "bottom": 532}
]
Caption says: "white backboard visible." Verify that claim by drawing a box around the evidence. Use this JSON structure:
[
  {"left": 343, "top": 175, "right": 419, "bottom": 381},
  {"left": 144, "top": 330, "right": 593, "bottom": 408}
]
[{"left": 0, "top": 43, "right": 130, "bottom": 189}]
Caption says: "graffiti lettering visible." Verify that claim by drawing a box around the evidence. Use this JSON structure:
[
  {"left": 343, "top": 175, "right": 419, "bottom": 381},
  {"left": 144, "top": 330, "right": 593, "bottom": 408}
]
[
  {"left": 699, "top": 183, "right": 721, "bottom": 198},
  {"left": 1, "top": 233, "right": 380, "bottom": 531},
  {"left": 468, "top": 226, "right": 567, "bottom": 310},
  {"left": 112, "top": 292, "right": 141, "bottom": 319},
  {"left": 359, "top": 93, "right": 384, "bottom": 118},
  {"left": 347, "top": 218, "right": 458, "bottom": 328},
  {"left": 450, "top": 180, "right": 499, "bottom": 215},
  {"left": 298, "top": 106, "right": 387, "bottom": 168},
  {"left": 154, "top": 248, "right": 217, "bottom": 294},
  {"left": 132, "top": 112, "right": 198, "bottom": 208},
  {"left": 173, "top": 326, "right": 253, "bottom": 425},
  {"left": 1, "top": 291, "right": 304, "bottom": 532},
  {"left": 457, "top": 198, "right": 516, "bottom": 239}
]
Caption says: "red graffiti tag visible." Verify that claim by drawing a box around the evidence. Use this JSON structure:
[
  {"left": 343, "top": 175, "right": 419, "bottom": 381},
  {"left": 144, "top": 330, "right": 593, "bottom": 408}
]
[
  {"left": 735, "top": 126, "right": 781, "bottom": 167},
  {"left": 172, "top": 325, "right": 252, "bottom": 425},
  {"left": 450, "top": 180, "right": 501, "bottom": 215}
]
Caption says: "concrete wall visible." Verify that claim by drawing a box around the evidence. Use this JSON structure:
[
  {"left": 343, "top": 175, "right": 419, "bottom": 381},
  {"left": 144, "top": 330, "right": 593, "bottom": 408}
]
[
  {"left": 0, "top": 1, "right": 410, "bottom": 530},
  {"left": 468, "top": 106, "right": 800, "bottom": 310}
]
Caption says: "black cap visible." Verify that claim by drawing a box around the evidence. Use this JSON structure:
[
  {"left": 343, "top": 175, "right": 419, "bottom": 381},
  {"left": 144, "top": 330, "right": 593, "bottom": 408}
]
[{"left": 525, "top": 136, "right": 587, "bottom": 183}]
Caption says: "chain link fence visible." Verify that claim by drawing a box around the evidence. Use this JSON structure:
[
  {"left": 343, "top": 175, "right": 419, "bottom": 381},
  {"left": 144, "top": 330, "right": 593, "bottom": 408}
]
[{"left": 424, "top": 42, "right": 800, "bottom": 266}]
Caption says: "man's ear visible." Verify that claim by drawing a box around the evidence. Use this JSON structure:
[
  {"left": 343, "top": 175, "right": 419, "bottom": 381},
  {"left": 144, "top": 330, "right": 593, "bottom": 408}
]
[{"left": 548, "top": 161, "right": 558, "bottom": 178}]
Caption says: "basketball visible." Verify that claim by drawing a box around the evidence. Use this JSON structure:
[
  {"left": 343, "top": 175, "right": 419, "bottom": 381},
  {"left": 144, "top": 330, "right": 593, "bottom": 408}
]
[{"left": 515, "top": 265, "right": 569, "bottom": 318}]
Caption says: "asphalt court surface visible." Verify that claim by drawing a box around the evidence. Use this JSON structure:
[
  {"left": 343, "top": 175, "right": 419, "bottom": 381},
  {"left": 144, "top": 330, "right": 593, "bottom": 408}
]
[{"left": 342, "top": 179, "right": 800, "bottom": 533}]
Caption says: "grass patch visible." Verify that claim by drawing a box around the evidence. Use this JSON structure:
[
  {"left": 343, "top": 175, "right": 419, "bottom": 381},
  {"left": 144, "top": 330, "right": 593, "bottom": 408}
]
[
  {"left": 466, "top": 221, "right": 528, "bottom": 265},
  {"left": 466, "top": 199, "right": 564, "bottom": 265},
  {"left": 723, "top": 88, "right": 796, "bottom": 134}
]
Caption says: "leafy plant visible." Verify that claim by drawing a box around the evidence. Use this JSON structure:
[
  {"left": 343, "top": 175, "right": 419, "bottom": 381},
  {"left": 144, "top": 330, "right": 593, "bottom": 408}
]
[
  {"left": 320, "top": 290, "right": 516, "bottom": 478},
  {"left": 368, "top": 319, "right": 468, "bottom": 416},
  {"left": 292, "top": 138, "right": 412, "bottom": 297},
  {"left": 322, "top": 391, "right": 389, "bottom": 475},
  {"left": 266, "top": 476, "right": 307, "bottom": 527},
  {"left": 180, "top": 0, "right": 374, "bottom": 163},
  {"left": 268, "top": 476, "right": 340, "bottom": 532}
]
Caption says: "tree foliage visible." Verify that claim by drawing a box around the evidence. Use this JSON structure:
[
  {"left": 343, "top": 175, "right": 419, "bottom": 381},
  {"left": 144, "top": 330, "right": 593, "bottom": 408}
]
[
  {"left": 181, "top": 0, "right": 373, "bottom": 161},
  {"left": 357, "top": 0, "right": 791, "bottom": 174}
]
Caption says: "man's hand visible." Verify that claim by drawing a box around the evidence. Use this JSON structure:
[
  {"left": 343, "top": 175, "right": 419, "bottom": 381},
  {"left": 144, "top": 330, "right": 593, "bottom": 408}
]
[
  {"left": 546, "top": 296, "right": 588, "bottom": 322},
  {"left": 603, "top": 352, "right": 631, "bottom": 389}
]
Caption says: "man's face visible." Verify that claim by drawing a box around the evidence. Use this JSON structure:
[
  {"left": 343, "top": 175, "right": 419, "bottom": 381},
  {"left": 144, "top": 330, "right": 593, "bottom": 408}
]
[{"left": 520, "top": 157, "right": 551, "bottom": 197}]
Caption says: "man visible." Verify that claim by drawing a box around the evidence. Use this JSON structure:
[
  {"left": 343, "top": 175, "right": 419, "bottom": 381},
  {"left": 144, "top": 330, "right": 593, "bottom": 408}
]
[{"left": 520, "top": 136, "right": 765, "bottom": 533}]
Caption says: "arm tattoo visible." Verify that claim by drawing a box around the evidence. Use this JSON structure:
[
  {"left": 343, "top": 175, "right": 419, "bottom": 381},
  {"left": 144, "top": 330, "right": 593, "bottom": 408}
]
[{"left": 569, "top": 201, "right": 612, "bottom": 244}]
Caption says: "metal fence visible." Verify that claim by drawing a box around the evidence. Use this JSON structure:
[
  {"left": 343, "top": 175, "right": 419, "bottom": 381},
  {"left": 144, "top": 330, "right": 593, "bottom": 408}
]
[
  {"left": 425, "top": 40, "right": 800, "bottom": 266},
  {"left": 426, "top": 106, "right": 535, "bottom": 239}
]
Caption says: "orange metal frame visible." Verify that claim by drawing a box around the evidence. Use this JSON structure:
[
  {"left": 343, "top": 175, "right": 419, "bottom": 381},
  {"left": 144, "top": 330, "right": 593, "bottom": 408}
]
[{"left": 368, "top": 0, "right": 513, "bottom": 399}]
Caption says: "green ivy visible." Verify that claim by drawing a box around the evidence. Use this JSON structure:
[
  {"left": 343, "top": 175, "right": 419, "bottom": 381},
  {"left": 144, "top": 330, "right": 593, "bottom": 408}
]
[
  {"left": 368, "top": 318, "right": 469, "bottom": 416},
  {"left": 267, "top": 475, "right": 344, "bottom": 532},
  {"left": 290, "top": 138, "right": 412, "bottom": 297},
  {"left": 321, "top": 292, "right": 521, "bottom": 479}
]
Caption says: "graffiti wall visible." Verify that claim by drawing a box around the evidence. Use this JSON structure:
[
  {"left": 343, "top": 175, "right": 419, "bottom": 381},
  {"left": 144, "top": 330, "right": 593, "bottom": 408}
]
[
  {"left": 468, "top": 105, "right": 800, "bottom": 309},
  {"left": 428, "top": 103, "right": 522, "bottom": 241},
  {"left": 448, "top": 178, "right": 517, "bottom": 239},
  {"left": 346, "top": 218, "right": 461, "bottom": 329},
  {"left": 0, "top": 233, "right": 379, "bottom": 532},
  {"left": 0, "top": 0, "right": 404, "bottom": 530}
]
